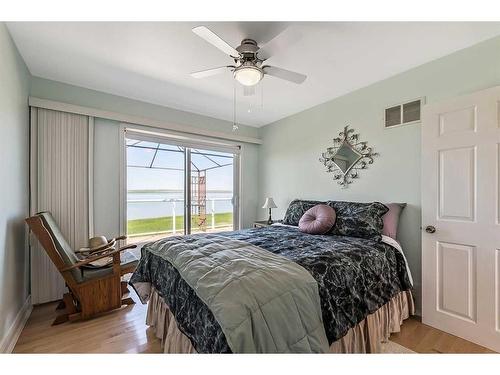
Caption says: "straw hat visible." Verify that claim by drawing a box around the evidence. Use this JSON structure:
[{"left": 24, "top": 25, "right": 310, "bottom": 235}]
[
  {"left": 77, "top": 236, "right": 115, "bottom": 268},
  {"left": 78, "top": 236, "right": 113, "bottom": 253}
]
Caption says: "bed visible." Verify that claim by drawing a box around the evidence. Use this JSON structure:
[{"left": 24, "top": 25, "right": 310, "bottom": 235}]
[{"left": 130, "top": 205, "right": 414, "bottom": 353}]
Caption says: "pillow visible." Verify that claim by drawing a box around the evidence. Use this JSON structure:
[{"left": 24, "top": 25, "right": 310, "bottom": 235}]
[
  {"left": 382, "top": 203, "right": 406, "bottom": 239},
  {"left": 283, "top": 199, "right": 326, "bottom": 226},
  {"left": 326, "top": 201, "right": 389, "bottom": 241},
  {"left": 298, "top": 204, "right": 336, "bottom": 234}
]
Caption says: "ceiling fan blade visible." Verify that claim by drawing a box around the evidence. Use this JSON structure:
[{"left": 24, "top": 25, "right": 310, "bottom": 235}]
[
  {"left": 190, "top": 66, "right": 232, "bottom": 79},
  {"left": 192, "top": 26, "right": 240, "bottom": 57},
  {"left": 243, "top": 86, "right": 255, "bottom": 96},
  {"left": 263, "top": 66, "right": 307, "bottom": 84},
  {"left": 257, "top": 26, "right": 302, "bottom": 61}
]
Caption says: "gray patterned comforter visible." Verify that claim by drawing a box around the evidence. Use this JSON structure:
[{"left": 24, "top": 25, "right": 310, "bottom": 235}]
[{"left": 130, "top": 225, "right": 412, "bottom": 353}]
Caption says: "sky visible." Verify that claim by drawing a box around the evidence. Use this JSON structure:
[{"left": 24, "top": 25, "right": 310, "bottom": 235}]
[{"left": 126, "top": 140, "right": 234, "bottom": 192}]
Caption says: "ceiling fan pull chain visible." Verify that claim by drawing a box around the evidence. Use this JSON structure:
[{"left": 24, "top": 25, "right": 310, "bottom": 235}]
[
  {"left": 261, "top": 80, "right": 264, "bottom": 109},
  {"left": 232, "top": 81, "right": 238, "bottom": 132}
]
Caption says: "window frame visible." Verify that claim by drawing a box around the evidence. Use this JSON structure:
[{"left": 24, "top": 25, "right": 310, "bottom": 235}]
[{"left": 119, "top": 124, "right": 241, "bottom": 238}]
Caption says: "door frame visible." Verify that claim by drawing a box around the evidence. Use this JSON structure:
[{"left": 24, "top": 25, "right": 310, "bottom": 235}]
[
  {"left": 421, "top": 86, "right": 500, "bottom": 352},
  {"left": 119, "top": 124, "right": 241, "bottom": 237}
]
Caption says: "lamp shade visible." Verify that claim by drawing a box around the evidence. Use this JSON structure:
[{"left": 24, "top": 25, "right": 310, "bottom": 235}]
[
  {"left": 262, "top": 197, "right": 277, "bottom": 209},
  {"left": 233, "top": 64, "right": 263, "bottom": 86}
]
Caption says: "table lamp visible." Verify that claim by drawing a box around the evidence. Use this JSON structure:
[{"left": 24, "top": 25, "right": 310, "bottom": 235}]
[{"left": 262, "top": 197, "right": 277, "bottom": 225}]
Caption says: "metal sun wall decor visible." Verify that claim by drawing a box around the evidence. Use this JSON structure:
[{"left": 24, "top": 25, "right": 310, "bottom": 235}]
[{"left": 319, "top": 125, "right": 379, "bottom": 188}]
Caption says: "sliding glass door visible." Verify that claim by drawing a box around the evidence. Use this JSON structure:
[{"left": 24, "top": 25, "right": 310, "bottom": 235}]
[
  {"left": 126, "top": 139, "right": 186, "bottom": 242},
  {"left": 189, "top": 148, "right": 235, "bottom": 234},
  {"left": 124, "top": 132, "right": 238, "bottom": 243}
]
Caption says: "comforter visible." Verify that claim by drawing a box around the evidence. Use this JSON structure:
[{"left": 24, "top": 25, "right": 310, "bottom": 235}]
[
  {"left": 130, "top": 225, "right": 412, "bottom": 353},
  {"left": 132, "top": 234, "right": 329, "bottom": 353}
]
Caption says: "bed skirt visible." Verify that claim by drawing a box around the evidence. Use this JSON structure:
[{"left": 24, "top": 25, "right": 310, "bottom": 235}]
[{"left": 146, "top": 287, "right": 414, "bottom": 353}]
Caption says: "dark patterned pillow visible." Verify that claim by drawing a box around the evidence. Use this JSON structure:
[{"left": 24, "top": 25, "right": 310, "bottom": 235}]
[
  {"left": 282, "top": 199, "right": 326, "bottom": 226},
  {"left": 326, "top": 201, "right": 389, "bottom": 241}
]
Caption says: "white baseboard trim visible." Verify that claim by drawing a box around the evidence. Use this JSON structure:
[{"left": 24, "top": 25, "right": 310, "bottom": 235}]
[{"left": 0, "top": 295, "right": 32, "bottom": 353}]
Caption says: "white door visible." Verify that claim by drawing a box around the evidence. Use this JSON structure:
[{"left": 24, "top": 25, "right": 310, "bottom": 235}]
[{"left": 422, "top": 86, "right": 500, "bottom": 352}]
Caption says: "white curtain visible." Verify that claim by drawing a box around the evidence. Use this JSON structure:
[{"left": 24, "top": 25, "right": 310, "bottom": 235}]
[{"left": 30, "top": 107, "right": 92, "bottom": 304}]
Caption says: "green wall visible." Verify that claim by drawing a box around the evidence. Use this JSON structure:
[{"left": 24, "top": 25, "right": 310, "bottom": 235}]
[
  {"left": 0, "top": 23, "right": 31, "bottom": 350},
  {"left": 30, "top": 77, "right": 259, "bottom": 139},
  {"left": 258, "top": 35, "right": 500, "bottom": 313}
]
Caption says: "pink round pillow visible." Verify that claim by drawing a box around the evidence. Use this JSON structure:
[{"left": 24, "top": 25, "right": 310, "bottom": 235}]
[{"left": 298, "top": 204, "right": 336, "bottom": 234}]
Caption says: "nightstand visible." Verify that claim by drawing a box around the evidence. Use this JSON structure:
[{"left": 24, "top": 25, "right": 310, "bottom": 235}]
[{"left": 253, "top": 220, "right": 282, "bottom": 228}]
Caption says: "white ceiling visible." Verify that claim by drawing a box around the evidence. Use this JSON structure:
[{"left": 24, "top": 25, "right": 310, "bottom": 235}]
[{"left": 7, "top": 22, "right": 500, "bottom": 127}]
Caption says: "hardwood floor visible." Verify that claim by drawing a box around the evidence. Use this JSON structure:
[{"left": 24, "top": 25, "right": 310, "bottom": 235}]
[
  {"left": 390, "top": 317, "right": 495, "bottom": 354},
  {"left": 13, "top": 292, "right": 494, "bottom": 353},
  {"left": 13, "top": 291, "right": 161, "bottom": 354}
]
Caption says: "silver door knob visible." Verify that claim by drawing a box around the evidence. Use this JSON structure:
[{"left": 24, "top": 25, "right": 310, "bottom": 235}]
[{"left": 425, "top": 225, "right": 436, "bottom": 234}]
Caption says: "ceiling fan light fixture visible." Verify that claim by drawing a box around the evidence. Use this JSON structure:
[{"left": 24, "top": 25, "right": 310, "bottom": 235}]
[
  {"left": 191, "top": 27, "right": 307, "bottom": 86},
  {"left": 233, "top": 64, "right": 263, "bottom": 86}
]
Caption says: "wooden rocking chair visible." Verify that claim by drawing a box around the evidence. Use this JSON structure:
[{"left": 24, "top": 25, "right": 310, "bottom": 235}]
[{"left": 26, "top": 212, "right": 139, "bottom": 325}]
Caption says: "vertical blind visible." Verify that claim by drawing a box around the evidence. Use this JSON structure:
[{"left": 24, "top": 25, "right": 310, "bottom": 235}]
[{"left": 30, "top": 107, "right": 91, "bottom": 304}]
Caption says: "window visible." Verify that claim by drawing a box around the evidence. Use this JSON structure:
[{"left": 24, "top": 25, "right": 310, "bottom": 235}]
[
  {"left": 122, "top": 129, "right": 240, "bottom": 243},
  {"left": 384, "top": 98, "right": 423, "bottom": 128}
]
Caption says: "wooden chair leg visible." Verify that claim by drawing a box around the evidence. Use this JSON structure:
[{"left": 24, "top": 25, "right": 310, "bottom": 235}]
[
  {"left": 55, "top": 299, "right": 66, "bottom": 310},
  {"left": 52, "top": 314, "right": 69, "bottom": 325},
  {"left": 63, "top": 293, "right": 78, "bottom": 314},
  {"left": 121, "top": 281, "right": 130, "bottom": 296},
  {"left": 121, "top": 297, "right": 135, "bottom": 306},
  {"left": 68, "top": 312, "right": 82, "bottom": 322},
  {"left": 52, "top": 293, "right": 79, "bottom": 325}
]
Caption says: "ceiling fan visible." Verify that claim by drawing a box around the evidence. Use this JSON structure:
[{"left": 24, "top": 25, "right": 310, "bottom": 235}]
[{"left": 190, "top": 26, "right": 307, "bottom": 89}]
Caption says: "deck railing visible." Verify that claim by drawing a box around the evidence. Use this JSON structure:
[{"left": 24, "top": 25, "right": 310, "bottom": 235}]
[{"left": 127, "top": 197, "right": 233, "bottom": 235}]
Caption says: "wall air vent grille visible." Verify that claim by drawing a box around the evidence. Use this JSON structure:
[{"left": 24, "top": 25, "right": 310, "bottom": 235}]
[{"left": 384, "top": 98, "right": 423, "bottom": 128}]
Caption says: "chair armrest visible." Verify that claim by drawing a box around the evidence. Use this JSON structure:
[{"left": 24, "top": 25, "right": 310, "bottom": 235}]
[
  {"left": 85, "top": 235, "right": 129, "bottom": 254},
  {"left": 61, "top": 244, "right": 137, "bottom": 271},
  {"left": 88, "top": 241, "right": 138, "bottom": 258},
  {"left": 86, "top": 239, "right": 116, "bottom": 254},
  {"left": 85, "top": 246, "right": 116, "bottom": 256}
]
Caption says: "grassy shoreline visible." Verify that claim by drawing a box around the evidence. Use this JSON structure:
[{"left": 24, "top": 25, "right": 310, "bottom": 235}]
[{"left": 127, "top": 212, "right": 233, "bottom": 235}]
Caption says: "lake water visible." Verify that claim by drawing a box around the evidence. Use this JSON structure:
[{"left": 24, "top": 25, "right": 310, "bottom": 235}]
[{"left": 127, "top": 191, "right": 233, "bottom": 220}]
